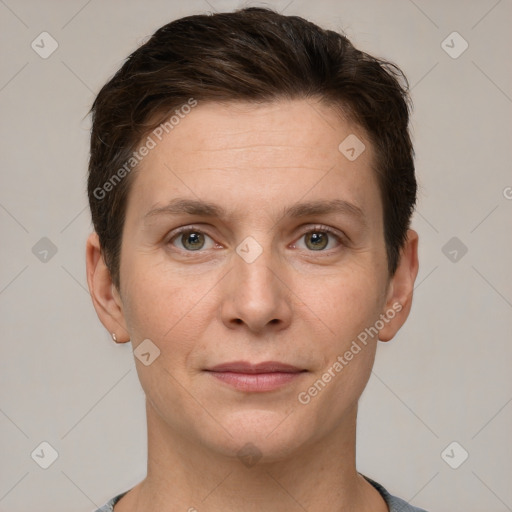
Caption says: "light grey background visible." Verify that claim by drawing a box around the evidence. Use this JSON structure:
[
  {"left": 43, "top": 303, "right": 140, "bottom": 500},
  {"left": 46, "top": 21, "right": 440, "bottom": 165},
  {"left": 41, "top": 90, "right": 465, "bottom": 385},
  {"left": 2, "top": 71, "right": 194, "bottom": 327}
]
[{"left": 1, "top": 1, "right": 511, "bottom": 511}]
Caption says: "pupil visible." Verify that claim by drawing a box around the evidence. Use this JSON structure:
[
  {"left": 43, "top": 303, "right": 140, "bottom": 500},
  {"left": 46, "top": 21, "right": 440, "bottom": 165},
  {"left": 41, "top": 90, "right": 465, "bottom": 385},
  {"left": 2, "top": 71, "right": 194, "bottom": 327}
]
[
  {"left": 183, "top": 232, "right": 204, "bottom": 250},
  {"left": 307, "top": 232, "right": 327, "bottom": 250}
]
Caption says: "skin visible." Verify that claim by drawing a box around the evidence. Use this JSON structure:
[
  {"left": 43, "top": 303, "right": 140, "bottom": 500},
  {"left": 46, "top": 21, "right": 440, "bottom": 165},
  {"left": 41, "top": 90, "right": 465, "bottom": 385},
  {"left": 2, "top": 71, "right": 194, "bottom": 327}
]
[{"left": 86, "top": 99, "right": 418, "bottom": 512}]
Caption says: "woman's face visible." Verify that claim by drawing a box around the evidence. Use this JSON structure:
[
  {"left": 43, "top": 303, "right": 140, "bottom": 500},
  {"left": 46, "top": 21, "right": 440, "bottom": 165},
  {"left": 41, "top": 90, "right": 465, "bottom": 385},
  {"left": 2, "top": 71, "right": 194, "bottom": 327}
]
[{"left": 100, "top": 99, "right": 414, "bottom": 461}]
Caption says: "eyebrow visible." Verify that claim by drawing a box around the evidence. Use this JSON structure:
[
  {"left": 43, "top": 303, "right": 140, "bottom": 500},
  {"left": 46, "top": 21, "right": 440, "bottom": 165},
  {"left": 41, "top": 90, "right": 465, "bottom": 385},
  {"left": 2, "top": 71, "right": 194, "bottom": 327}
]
[{"left": 143, "top": 198, "right": 366, "bottom": 226}]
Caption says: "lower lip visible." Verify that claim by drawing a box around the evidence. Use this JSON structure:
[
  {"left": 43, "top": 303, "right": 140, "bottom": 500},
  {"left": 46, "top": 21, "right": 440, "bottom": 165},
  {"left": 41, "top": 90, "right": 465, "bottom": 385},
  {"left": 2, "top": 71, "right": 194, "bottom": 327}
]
[{"left": 207, "top": 371, "right": 304, "bottom": 392}]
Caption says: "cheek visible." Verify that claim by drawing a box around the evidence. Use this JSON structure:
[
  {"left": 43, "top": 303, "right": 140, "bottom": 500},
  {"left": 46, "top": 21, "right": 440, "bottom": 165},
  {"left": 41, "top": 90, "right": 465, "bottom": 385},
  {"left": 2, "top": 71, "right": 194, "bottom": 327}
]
[
  {"left": 120, "top": 259, "right": 216, "bottom": 348},
  {"left": 296, "top": 270, "right": 385, "bottom": 410},
  {"left": 300, "top": 266, "right": 387, "bottom": 342}
]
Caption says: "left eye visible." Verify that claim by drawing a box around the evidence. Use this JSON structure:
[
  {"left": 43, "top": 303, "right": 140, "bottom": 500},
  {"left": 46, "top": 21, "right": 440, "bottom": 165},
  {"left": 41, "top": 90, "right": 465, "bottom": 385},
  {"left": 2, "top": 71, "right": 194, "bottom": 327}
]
[{"left": 295, "top": 230, "right": 340, "bottom": 251}]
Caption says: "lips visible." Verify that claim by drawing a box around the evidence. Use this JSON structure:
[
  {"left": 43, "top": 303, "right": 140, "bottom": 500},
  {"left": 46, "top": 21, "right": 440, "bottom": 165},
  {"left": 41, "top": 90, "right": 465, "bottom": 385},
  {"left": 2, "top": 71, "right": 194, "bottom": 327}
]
[
  {"left": 207, "top": 361, "right": 305, "bottom": 374},
  {"left": 205, "top": 361, "right": 306, "bottom": 392}
]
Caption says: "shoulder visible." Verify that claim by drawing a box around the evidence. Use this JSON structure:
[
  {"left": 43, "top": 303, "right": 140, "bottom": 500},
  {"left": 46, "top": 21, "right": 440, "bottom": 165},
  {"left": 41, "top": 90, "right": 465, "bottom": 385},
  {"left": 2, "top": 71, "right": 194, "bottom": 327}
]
[
  {"left": 363, "top": 475, "right": 430, "bottom": 512},
  {"left": 95, "top": 481, "right": 429, "bottom": 512},
  {"left": 93, "top": 491, "right": 128, "bottom": 512}
]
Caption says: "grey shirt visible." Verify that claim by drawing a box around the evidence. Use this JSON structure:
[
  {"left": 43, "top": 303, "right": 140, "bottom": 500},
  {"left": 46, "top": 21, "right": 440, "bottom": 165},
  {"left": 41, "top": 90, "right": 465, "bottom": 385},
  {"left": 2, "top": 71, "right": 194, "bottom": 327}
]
[{"left": 93, "top": 475, "right": 429, "bottom": 511}]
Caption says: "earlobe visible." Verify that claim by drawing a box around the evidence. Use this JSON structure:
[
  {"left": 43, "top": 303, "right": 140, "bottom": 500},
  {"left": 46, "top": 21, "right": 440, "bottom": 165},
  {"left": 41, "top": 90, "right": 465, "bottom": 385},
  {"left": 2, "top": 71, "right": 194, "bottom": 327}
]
[
  {"left": 85, "top": 232, "right": 130, "bottom": 343},
  {"left": 379, "top": 229, "right": 419, "bottom": 342}
]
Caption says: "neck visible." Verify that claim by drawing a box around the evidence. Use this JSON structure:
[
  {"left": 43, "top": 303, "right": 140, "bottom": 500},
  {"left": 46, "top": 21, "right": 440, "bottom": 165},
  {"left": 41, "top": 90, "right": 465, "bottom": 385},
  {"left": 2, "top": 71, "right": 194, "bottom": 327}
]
[{"left": 117, "top": 400, "right": 387, "bottom": 512}]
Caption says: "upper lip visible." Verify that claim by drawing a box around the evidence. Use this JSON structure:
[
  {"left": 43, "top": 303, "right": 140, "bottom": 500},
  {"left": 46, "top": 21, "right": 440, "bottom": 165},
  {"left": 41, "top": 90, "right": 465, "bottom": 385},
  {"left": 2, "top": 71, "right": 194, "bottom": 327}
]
[{"left": 207, "top": 361, "right": 305, "bottom": 373}]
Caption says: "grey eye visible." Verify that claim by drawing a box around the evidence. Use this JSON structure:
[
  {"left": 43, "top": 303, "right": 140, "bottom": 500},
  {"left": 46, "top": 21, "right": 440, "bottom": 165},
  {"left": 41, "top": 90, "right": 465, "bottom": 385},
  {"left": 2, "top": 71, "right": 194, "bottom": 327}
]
[
  {"left": 181, "top": 232, "right": 205, "bottom": 250},
  {"left": 304, "top": 232, "right": 329, "bottom": 250},
  {"left": 170, "top": 230, "right": 215, "bottom": 251}
]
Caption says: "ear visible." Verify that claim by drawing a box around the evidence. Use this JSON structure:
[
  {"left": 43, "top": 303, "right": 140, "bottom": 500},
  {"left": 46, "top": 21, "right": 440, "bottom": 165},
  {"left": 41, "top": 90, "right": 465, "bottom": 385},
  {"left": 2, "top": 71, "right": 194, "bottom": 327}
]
[
  {"left": 378, "top": 229, "right": 419, "bottom": 342},
  {"left": 85, "top": 232, "right": 130, "bottom": 343}
]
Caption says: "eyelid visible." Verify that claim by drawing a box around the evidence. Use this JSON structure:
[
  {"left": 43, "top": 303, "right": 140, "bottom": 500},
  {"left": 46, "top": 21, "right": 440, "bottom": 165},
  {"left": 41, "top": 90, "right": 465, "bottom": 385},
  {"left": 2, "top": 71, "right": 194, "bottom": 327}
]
[
  {"left": 295, "top": 223, "right": 348, "bottom": 245},
  {"left": 167, "top": 224, "right": 210, "bottom": 239},
  {"left": 165, "top": 223, "right": 348, "bottom": 250},
  {"left": 166, "top": 225, "right": 219, "bottom": 249}
]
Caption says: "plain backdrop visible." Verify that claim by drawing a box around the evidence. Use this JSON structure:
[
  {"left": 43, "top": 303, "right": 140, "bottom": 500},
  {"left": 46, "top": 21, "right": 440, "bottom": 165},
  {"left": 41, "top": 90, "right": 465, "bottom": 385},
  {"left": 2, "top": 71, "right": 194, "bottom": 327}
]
[{"left": 0, "top": 1, "right": 511, "bottom": 511}]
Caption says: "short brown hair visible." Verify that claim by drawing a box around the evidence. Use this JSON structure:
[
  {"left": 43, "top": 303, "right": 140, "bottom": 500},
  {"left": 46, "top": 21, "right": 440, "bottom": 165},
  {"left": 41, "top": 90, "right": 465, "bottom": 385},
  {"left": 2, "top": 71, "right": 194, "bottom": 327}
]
[{"left": 88, "top": 7, "right": 416, "bottom": 290}]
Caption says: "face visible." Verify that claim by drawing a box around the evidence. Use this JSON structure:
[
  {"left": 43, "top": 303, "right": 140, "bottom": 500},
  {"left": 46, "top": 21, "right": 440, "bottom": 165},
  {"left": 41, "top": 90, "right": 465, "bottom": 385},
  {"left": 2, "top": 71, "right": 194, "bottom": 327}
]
[{"left": 88, "top": 99, "right": 417, "bottom": 462}]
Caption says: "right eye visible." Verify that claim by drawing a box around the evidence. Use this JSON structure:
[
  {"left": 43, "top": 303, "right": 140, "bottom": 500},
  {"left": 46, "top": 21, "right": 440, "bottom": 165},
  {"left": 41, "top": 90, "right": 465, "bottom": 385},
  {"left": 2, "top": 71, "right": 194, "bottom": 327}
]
[{"left": 168, "top": 228, "right": 217, "bottom": 252}]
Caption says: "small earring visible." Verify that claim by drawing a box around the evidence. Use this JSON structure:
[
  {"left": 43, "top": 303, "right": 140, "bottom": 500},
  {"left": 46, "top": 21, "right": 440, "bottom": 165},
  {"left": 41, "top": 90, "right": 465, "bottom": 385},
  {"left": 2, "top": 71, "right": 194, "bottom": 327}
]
[{"left": 111, "top": 332, "right": 118, "bottom": 343}]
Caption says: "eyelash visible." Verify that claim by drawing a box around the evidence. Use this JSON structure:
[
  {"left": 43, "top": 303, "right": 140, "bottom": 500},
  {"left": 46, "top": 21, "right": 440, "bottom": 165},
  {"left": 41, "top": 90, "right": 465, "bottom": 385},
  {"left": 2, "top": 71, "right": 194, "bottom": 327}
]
[
  {"left": 297, "top": 224, "right": 347, "bottom": 247},
  {"left": 166, "top": 224, "right": 347, "bottom": 253}
]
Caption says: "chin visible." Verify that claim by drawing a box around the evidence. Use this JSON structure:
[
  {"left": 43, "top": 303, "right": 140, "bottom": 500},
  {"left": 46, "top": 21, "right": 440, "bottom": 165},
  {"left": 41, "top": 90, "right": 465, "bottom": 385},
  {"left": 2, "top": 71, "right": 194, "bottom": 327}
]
[{"left": 204, "top": 408, "right": 314, "bottom": 463}]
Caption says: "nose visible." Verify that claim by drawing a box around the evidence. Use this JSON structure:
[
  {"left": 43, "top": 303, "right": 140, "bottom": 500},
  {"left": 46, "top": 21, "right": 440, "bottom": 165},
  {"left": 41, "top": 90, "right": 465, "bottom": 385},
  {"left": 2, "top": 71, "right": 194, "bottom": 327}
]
[{"left": 220, "top": 245, "right": 293, "bottom": 334}]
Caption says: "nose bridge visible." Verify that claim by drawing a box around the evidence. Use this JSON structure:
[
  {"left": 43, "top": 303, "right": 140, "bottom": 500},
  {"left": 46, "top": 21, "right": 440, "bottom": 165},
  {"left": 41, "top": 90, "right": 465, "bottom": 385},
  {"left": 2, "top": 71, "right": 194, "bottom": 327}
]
[
  {"left": 234, "top": 234, "right": 279, "bottom": 300},
  {"left": 220, "top": 233, "right": 292, "bottom": 332}
]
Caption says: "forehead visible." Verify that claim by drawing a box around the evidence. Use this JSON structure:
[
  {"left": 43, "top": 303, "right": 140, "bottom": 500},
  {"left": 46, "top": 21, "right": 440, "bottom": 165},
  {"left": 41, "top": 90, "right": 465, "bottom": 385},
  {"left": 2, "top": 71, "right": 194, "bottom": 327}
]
[
  {"left": 126, "top": 99, "right": 381, "bottom": 225},
  {"left": 152, "top": 99, "right": 369, "bottom": 169}
]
